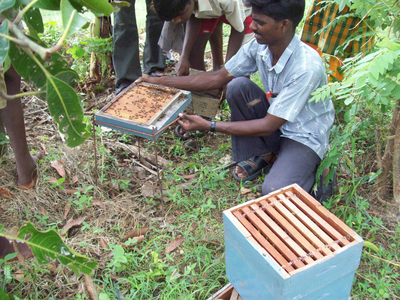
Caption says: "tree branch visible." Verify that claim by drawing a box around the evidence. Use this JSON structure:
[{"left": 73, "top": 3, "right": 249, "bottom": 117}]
[{"left": 13, "top": 0, "right": 40, "bottom": 25}]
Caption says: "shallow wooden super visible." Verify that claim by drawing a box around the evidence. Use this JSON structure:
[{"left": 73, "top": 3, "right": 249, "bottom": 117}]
[
  {"left": 224, "top": 184, "right": 363, "bottom": 300},
  {"left": 95, "top": 83, "right": 191, "bottom": 140}
]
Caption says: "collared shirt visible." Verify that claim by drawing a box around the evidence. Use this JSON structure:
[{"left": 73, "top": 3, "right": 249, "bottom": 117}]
[
  {"left": 195, "top": 0, "right": 251, "bottom": 32},
  {"left": 225, "top": 35, "right": 335, "bottom": 159}
]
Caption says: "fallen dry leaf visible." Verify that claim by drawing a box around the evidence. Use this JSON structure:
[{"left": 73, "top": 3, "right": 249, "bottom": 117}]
[
  {"left": 122, "top": 227, "right": 149, "bottom": 243},
  {"left": 100, "top": 238, "right": 108, "bottom": 249},
  {"left": 180, "top": 174, "right": 198, "bottom": 180},
  {"left": 71, "top": 175, "right": 79, "bottom": 185},
  {"left": 84, "top": 274, "right": 98, "bottom": 300},
  {"left": 63, "top": 204, "right": 70, "bottom": 219},
  {"left": 50, "top": 160, "right": 66, "bottom": 178},
  {"left": 165, "top": 236, "right": 184, "bottom": 254},
  {"left": 61, "top": 217, "right": 86, "bottom": 236},
  {"left": 57, "top": 188, "right": 79, "bottom": 195},
  {"left": 39, "top": 142, "right": 48, "bottom": 155},
  {"left": 92, "top": 199, "right": 105, "bottom": 210},
  {"left": 0, "top": 188, "right": 15, "bottom": 199},
  {"left": 48, "top": 176, "right": 59, "bottom": 185},
  {"left": 13, "top": 269, "right": 25, "bottom": 281}
]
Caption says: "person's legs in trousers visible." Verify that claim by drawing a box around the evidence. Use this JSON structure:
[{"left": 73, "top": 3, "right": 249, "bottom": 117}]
[
  {"left": 113, "top": 0, "right": 141, "bottom": 91},
  {"left": 226, "top": 77, "right": 280, "bottom": 163},
  {"left": 262, "top": 138, "right": 320, "bottom": 195},
  {"left": 143, "top": 0, "right": 166, "bottom": 75}
]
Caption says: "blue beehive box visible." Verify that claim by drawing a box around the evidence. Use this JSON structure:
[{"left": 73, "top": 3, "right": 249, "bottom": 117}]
[
  {"left": 223, "top": 184, "right": 363, "bottom": 300},
  {"left": 95, "top": 83, "right": 191, "bottom": 140}
]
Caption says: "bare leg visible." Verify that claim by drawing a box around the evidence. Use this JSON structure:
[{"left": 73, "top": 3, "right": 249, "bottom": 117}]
[
  {"left": 0, "top": 66, "right": 37, "bottom": 188},
  {"left": 209, "top": 20, "right": 224, "bottom": 71},
  {"left": 188, "top": 32, "right": 211, "bottom": 71}
]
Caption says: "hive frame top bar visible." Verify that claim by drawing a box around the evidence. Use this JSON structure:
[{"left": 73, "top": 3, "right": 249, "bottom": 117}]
[{"left": 224, "top": 183, "right": 363, "bottom": 276}]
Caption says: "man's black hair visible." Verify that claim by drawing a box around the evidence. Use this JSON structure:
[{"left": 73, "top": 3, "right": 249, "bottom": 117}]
[
  {"left": 152, "top": 0, "right": 191, "bottom": 21},
  {"left": 244, "top": 0, "right": 305, "bottom": 28}
]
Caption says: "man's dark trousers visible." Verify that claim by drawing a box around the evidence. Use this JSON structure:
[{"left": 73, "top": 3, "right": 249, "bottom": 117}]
[
  {"left": 226, "top": 77, "right": 321, "bottom": 195},
  {"left": 113, "top": 0, "right": 166, "bottom": 88}
]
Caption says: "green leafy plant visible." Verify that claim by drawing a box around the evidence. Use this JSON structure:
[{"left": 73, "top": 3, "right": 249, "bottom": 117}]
[
  {"left": 0, "top": 223, "right": 98, "bottom": 276},
  {"left": 0, "top": 0, "right": 114, "bottom": 147}
]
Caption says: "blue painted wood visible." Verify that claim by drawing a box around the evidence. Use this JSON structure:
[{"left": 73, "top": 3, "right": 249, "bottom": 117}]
[
  {"left": 224, "top": 210, "right": 363, "bottom": 300},
  {"left": 95, "top": 91, "right": 191, "bottom": 140}
]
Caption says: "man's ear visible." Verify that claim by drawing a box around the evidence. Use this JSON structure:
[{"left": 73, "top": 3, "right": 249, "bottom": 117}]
[{"left": 280, "top": 19, "right": 292, "bottom": 33}]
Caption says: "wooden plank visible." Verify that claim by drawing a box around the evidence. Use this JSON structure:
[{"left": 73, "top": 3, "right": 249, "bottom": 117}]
[
  {"left": 286, "top": 192, "right": 350, "bottom": 247},
  {"left": 229, "top": 289, "right": 239, "bottom": 300},
  {"left": 289, "top": 189, "right": 359, "bottom": 241},
  {"left": 277, "top": 194, "right": 341, "bottom": 251},
  {"left": 259, "top": 200, "right": 325, "bottom": 259},
  {"left": 250, "top": 203, "right": 315, "bottom": 265},
  {"left": 148, "top": 91, "right": 183, "bottom": 125},
  {"left": 241, "top": 207, "right": 305, "bottom": 269},
  {"left": 212, "top": 284, "right": 233, "bottom": 300},
  {"left": 265, "top": 197, "right": 333, "bottom": 256},
  {"left": 232, "top": 211, "right": 295, "bottom": 273}
]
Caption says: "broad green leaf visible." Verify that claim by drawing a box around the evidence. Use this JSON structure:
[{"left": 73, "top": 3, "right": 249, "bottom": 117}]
[
  {"left": 55, "top": 70, "right": 79, "bottom": 87},
  {"left": 0, "top": 285, "right": 15, "bottom": 300},
  {"left": 367, "top": 70, "right": 378, "bottom": 86},
  {"left": 0, "top": 20, "right": 9, "bottom": 66},
  {"left": 61, "top": 0, "right": 90, "bottom": 36},
  {"left": 355, "top": 76, "right": 367, "bottom": 89},
  {"left": 23, "top": 7, "right": 44, "bottom": 34},
  {"left": 377, "top": 39, "right": 400, "bottom": 51},
  {"left": 0, "top": 0, "right": 15, "bottom": 13},
  {"left": 9, "top": 41, "right": 73, "bottom": 89},
  {"left": 13, "top": 222, "right": 97, "bottom": 275},
  {"left": 70, "top": 0, "right": 113, "bottom": 16},
  {"left": 46, "top": 76, "right": 90, "bottom": 147},
  {"left": 344, "top": 96, "right": 354, "bottom": 105},
  {"left": 17, "top": 0, "right": 60, "bottom": 10}
]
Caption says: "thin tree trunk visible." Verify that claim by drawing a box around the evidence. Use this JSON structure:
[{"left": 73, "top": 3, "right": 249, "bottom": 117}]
[
  {"left": 393, "top": 99, "right": 400, "bottom": 204},
  {"left": 378, "top": 103, "right": 399, "bottom": 190}
]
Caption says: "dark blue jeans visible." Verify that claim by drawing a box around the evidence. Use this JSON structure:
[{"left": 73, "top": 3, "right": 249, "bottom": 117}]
[{"left": 226, "top": 77, "right": 321, "bottom": 195}]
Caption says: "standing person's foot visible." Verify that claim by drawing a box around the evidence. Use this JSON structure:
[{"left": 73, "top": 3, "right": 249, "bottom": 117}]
[
  {"left": 233, "top": 153, "right": 276, "bottom": 182},
  {"left": 148, "top": 70, "right": 167, "bottom": 77},
  {"left": 115, "top": 80, "right": 133, "bottom": 95},
  {"left": 17, "top": 152, "right": 43, "bottom": 190}
]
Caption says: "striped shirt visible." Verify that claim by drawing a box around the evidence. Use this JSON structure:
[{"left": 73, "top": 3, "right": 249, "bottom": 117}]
[{"left": 225, "top": 35, "right": 335, "bottom": 159}]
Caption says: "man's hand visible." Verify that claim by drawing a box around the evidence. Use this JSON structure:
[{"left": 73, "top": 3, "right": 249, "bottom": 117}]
[
  {"left": 177, "top": 113, "right": 210, "bottom": 132},
  {"left": 135, "top": 76, "right": 160, "bottom": 85},
  {"left": 175, "top": 57, "right": 190, "bottom": 76}
]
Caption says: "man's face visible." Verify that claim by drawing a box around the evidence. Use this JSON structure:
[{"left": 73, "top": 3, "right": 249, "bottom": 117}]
[
  {"left": 172, "top": 0, "right": 196, "bottom": 25},
  {"left": 249, "top": 9, "right": 286, "bottom": 45}
]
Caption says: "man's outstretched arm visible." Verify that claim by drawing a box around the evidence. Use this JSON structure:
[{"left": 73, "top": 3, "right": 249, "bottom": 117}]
[{"left": 139, "top": 67, "right": 234, "bottom": 92}]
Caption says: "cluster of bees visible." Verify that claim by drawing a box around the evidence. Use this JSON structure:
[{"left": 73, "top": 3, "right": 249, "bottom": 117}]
[{"left": 106, "top": 86, "right": 172, "bottom": 122}]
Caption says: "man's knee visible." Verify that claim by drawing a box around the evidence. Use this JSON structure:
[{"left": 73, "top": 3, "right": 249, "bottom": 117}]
[
  {"left": 262, "top": 178, "right": 284, "bottom": 196},
  {"left": 226, "top": 77, "right": 252, "bottom": 105}
]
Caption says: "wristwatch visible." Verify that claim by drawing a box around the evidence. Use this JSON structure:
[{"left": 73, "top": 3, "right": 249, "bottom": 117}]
[{"left": 210, "top": 119, "right": 216, "bottom": 133}]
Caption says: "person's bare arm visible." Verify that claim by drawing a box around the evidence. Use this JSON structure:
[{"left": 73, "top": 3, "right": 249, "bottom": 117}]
[
  {"left": 175, "top": 15, "right": 202, "bottom": 76},
  {"left": 139, "top": 67, "right": 234, "bottom": 92},
  {"left": 178, "top": 113, "right": 286, "bottom": 137}
]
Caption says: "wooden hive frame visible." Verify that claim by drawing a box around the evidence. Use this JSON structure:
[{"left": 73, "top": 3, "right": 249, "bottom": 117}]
[
  {"left": 95, "top": 82, "right": 191, "bottom": 140},
  {"left": 227, "top": 184, "right": 362, "bottom": 276}
]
